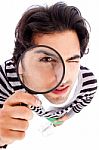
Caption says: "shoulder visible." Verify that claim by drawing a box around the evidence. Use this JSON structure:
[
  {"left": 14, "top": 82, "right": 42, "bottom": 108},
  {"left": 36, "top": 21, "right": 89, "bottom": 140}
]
[
  {"left": 79, "top": 66, "right": 98, "bottom": 89},
  {"left": 0, "top": 58, "right": 15, "bottom": 73},
  {"left": 77, "top": 65, "right": 98, "bottom": 101},
  {"left": 67, "top": 66, "right": 98, "bottom": 113},
  {"left": 80, "top": 66, "right": 97, "bottom": 77},
  {"left": 0, "top": 58, "right": 24, "bottom": 102},
  {"left": 0, "top": 58, "right": 16, "bottom": 83},
  {"left": 0, "top": 59, "right": 15, "bottom": 101},
  {"left": 4, "top": 58, "right": 24, "bottom": 91}
]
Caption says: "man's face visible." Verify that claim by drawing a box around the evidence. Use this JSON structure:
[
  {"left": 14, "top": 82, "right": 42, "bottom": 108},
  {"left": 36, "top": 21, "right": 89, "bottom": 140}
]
[{"left": 32, "top": 30, "right": 80, "bottom": 104}]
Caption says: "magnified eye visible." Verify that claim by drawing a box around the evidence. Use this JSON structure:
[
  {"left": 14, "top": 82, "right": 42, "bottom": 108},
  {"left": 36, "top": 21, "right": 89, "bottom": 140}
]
[{"left": 40, "top": 57, "right": 56, "bottom": 63}]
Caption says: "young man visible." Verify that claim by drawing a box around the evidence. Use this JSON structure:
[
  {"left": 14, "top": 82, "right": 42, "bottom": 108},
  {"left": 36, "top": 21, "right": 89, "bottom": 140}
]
[{"left": 0, "top": 2, "right": 97, "bottom": 148}]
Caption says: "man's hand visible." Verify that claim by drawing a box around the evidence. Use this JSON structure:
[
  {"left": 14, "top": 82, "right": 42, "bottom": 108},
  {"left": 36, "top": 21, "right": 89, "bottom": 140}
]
[{"left": 0, "top": 91, "right": 41, "bottom": 146}]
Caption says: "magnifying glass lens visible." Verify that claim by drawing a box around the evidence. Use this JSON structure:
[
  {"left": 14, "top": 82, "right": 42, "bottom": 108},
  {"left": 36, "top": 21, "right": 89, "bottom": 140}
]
[{"left": 17, "top": 45, "right": 65, "bottom": 94}]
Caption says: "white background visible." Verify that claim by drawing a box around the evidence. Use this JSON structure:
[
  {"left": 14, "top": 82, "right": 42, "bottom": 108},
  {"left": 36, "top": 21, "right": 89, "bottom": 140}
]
[{"left": 0, "top": 0, "right": 99, "bottom": 150}]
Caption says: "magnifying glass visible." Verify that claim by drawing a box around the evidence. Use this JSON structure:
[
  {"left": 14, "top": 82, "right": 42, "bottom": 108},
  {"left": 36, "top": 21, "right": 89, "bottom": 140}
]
[
  {"left": 16, "top": 45, "right": 65, "bottom": 130},
  {"left": 17, "top": 45, "right": 65, "bottom": 94}
]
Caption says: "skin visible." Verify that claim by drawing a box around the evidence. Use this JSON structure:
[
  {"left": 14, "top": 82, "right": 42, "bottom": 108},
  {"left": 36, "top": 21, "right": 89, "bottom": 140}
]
[
  {"left": 34, "top": 30, "right": 80, "bottom": 104},
  {"left": 19, "top": 48, "right": 59, "bottom": 92},
  {"left": 33, "top": 30, "right": 80, "bottom": 125},
  {"left": 0, "top": 30, "right": 80, "bottom": 145},
  {"left": 0, "top": 91, "right": 41, "bottom": 146}
]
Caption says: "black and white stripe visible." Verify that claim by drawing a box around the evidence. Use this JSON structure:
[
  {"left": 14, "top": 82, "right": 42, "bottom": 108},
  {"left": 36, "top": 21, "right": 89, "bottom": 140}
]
[
  {"left": 0, "top": 59, "right": 98, "bottom": 118},
  {"left": 71, "top": 66, "right": 97, "bottom": 113}
]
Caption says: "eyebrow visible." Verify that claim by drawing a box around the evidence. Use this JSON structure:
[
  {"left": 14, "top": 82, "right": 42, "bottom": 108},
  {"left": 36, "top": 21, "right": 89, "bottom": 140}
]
[
  {"left": 34, "top": 50, "right": 59, "bottom": 59},
  {"left": 34, "top": 50, "right": 81, "bottom": 61},
  {"left": 67, "top": 55, "right": 81, "bottom": 61}
]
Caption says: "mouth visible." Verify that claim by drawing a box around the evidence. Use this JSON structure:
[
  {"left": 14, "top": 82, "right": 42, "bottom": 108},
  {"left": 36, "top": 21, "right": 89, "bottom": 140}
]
[{"left": 52, "top": 83, "right": 70, "bottom": 95}]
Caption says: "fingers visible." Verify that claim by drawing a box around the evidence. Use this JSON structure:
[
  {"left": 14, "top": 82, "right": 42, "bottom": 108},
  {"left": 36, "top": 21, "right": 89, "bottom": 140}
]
[
  {"left": 0, "top": 117, "right": 29, "bottom": 131},
  {"left": 10, "top": 106, "right": 33, "bottom": 120},
  {"left": 1, "top": 104, "right": 33, "bottom": 121},
  {"left": 1, "top": 105, "right": 33, "bottom": 120},
  {"left": 0, "top": 129, "right": 25, "bottom": 141},
  {"left": 0, "top": 91, "right": 39, "bottom": 145},
  {"left": 4, "top": 91, "right": 41, "bottom": 107}
]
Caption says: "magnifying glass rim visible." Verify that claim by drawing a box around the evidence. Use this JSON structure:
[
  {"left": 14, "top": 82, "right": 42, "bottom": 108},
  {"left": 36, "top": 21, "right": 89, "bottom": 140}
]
[{"left": 16, "top": 44, "right": 65, "bottom": 94}]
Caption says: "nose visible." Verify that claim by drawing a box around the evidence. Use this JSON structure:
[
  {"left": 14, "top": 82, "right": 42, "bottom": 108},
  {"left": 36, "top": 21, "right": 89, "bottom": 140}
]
[{"left": 61, "top": 62, "right": 69, "bottom": 84}]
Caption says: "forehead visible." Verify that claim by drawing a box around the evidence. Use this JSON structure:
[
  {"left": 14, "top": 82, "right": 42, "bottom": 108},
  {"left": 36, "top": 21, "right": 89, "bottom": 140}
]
[{"left": 32, "top": 30, "right": 80, "bottom": 58}]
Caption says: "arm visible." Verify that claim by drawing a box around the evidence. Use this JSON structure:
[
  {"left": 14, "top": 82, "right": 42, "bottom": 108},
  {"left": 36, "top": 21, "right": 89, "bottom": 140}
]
[
  {"left": 55, "top": 66, "right": 98, "bottom": 125},
  {"left": 0, "top": 63, "right": 40, "bottom": 148}
]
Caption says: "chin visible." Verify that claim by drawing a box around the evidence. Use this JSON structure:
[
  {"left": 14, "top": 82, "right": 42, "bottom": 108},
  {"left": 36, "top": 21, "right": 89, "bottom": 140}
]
[{"left": 44, "top": 93, "right": 69, "bottom": 105}]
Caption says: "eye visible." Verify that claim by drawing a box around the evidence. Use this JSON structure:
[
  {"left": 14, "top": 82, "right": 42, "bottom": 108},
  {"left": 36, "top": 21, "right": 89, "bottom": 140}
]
[
  {"left": 39, "top": 57, "right": 56, "bottom": 63},
  {"left": 68, "top": 60, "right": 80, "bottom": 63}
]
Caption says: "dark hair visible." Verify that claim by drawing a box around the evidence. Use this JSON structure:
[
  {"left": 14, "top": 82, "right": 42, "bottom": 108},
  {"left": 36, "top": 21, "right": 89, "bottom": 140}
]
[{"left": 13, "top": 2, "right": 90, "bottom": 63}]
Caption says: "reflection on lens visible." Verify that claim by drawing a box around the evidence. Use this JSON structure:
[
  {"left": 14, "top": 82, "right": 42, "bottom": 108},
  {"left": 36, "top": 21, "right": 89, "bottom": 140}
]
[{"left": 17, "top": 45, "right": 65, "bottom": 93}]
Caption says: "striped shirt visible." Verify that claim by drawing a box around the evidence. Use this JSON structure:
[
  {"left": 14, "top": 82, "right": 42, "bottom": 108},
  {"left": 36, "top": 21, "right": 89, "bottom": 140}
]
[{"left": 0, "top": 59, "right": 98, "bottom": 119}]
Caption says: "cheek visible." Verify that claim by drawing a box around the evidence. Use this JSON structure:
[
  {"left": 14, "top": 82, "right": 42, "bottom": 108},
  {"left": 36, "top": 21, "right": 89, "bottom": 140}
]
[
  {"left": 72, "top": 64, "right": 80, "bottom": 80},
  {"left": 66, "top": 63, "right": 80, "bottom": 81}
]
